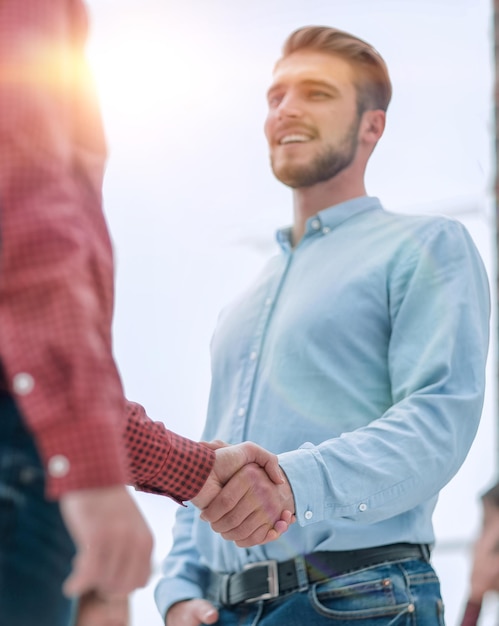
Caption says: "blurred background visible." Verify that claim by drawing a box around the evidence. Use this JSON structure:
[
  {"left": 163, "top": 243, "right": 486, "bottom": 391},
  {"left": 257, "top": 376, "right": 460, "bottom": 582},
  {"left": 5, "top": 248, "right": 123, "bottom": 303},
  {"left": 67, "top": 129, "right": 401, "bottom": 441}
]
[{"left": 85, "top": 1, "right": 495, "bottom": 623}]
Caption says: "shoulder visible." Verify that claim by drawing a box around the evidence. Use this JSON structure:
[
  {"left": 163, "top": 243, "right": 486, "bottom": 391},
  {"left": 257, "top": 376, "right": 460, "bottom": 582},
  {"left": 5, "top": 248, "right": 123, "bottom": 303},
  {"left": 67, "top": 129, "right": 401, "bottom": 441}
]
[{"left": 372, "top": 209, "right": 478, "bottom": 257}]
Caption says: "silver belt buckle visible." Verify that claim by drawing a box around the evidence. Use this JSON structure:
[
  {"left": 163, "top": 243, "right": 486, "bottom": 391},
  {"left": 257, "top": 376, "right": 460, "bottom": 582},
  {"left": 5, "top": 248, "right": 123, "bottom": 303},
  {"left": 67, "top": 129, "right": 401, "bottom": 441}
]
[{"left": 243, "top": 560, "right": 279, "bottom": 603}]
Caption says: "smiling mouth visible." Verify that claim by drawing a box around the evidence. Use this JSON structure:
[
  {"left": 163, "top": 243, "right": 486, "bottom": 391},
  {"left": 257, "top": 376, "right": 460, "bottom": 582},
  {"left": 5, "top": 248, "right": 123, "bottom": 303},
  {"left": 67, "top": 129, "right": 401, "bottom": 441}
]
[{"left": 279, "top": 134, "right": 313, "bottom": 145}]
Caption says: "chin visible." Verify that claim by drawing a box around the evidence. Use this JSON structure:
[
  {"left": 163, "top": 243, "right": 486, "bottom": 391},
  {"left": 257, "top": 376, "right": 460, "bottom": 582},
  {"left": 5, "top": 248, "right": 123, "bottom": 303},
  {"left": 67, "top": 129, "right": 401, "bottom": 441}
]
[{"left": 272, "top": 161, "right": 306, "bottom": 187}]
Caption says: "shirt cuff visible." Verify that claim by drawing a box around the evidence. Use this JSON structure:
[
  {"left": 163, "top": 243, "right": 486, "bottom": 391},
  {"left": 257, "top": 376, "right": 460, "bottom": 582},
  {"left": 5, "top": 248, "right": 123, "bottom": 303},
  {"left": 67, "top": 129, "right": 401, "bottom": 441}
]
[
  {"left": 278, "top": 444, "right": 327, "bottom": 525},
  {"left": 134, "top": 430, "right": 215, "bottom": 503},
  {"left": 35, "top": 414, "right": 128, "bottom": 499},
  {"left": 154, "top": 576, "right": 203, "bottom": 622}
]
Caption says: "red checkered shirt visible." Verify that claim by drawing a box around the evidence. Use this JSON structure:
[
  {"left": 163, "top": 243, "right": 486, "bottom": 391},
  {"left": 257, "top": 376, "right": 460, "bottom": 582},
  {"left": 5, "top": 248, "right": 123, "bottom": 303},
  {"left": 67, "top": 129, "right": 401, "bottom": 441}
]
[{"left": 0, "top": 0, "right": 214, "bottom": 501}]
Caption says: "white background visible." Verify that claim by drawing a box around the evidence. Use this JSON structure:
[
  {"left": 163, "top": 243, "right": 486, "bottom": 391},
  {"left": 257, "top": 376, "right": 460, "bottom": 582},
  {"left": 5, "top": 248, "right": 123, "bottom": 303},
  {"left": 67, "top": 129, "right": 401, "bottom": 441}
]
[{"left": 85, "top": 1, "right": 496, "bottom": 624}]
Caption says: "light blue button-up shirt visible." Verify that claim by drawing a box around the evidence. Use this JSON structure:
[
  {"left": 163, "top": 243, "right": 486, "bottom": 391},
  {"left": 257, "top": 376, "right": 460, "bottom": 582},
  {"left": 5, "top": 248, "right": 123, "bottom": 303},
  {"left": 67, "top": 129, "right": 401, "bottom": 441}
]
[{"left": 155, "top": 196, "right": 490, "bottom": 617}]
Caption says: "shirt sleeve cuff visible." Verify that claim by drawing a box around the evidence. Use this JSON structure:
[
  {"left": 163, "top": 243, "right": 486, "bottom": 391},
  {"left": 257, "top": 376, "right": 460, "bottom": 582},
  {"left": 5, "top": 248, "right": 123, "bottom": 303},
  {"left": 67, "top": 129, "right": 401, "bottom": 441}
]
[
  {"left": 35, "top": 415, "right": 128, "bottom": 500},
  {"left": 154, "top": 576, "right": 203, "bottom": 622},
  {"left": 278, "top": 444, "right": 327, "bottom": 525},
  {"left": 137, "top": 431, "right": 215, "bottom": 503},
  {"left": 124, "top": 401, "right": 215, "bottom": 503}
]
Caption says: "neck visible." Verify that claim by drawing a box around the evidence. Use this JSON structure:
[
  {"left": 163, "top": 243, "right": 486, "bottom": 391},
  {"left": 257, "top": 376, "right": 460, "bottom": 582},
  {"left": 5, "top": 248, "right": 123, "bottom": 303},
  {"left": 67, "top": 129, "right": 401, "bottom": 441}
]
[{"left": 291, "top": 169, "right": 366, "bottom": 245}]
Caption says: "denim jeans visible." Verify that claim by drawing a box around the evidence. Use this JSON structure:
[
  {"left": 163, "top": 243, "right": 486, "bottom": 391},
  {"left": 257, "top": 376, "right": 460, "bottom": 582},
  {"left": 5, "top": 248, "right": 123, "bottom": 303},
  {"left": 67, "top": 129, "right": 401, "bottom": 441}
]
[
  {"left": 215, "top": 558, "right": 445, "bottom": 626},
  {"left": 0, "top": 391, "right": 77, "bottom": 626}
]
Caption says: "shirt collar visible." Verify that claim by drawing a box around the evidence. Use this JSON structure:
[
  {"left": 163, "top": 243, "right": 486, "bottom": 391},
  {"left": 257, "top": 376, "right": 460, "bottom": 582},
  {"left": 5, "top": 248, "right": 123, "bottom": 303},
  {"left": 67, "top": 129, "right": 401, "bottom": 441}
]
[{"left": 276, "top": 196, "right": 382, "bottom": 251}]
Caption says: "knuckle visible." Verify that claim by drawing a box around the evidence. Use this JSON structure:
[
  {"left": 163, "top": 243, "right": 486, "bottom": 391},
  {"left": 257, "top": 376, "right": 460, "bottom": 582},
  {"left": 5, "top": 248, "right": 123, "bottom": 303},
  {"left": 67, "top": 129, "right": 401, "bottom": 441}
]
[
  {"left": 212, "top": 510, "right": 239, "bottom": 533},
  {"left": 218, "top": 490, "right": 240, "bottom": 511}
]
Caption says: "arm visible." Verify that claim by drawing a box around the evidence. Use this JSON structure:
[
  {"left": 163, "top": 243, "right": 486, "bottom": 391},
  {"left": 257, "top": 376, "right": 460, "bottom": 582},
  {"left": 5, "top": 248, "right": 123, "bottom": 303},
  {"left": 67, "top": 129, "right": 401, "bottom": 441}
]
[
  {"left": 124, "top": 401, "right": 215, "bottom": 502},
  {"left": 124, "top": 403, "right": 292, "bottom": 543},
  {"left": 155, "top": 504, "right": 210, "bottom": 623},
  {"left": 0, "top": 1, "right": 152, "bottom": 597},
  {"left": 278, "top": 220, "right": 489, "bottom": 526},
  {"left": 0, "top": 0, "right": 128, "bottom": 498}
]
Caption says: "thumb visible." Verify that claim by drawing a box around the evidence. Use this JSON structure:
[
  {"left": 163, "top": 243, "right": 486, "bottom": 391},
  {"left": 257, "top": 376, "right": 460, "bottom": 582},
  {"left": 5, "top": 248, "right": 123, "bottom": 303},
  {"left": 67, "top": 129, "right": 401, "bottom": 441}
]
[
  {"left": 191, "top": 599, "right": 219, "bottom": 624},
  {"left": 63, "top": 551, "right": 95, "bottom": 597},
  {"left": 243, "top": 442, "right": 285, "bottom": 485}
]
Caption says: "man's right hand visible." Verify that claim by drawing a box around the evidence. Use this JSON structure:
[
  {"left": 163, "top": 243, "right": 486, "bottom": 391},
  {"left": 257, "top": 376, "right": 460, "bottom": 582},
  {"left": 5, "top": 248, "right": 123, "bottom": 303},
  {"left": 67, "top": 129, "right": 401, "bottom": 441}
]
[
  {"left": 166, "top": 599, "right": 219, "bottom": 626},
  {"left": 191, "top": 441, "right": 295, "bottom": 546},
  {"left": 60, "top": 484, "right": 153, "bottom": 597}
]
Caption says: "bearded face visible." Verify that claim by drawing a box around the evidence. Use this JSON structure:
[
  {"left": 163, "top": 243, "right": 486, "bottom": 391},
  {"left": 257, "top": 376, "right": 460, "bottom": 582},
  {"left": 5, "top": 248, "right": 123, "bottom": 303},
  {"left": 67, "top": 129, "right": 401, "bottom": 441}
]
[
  {"left": 268, "top": 113, "right": 361, "bottom": 188},
  {"left": 264, "top": 50, "right": 363, "bottom": 189}
]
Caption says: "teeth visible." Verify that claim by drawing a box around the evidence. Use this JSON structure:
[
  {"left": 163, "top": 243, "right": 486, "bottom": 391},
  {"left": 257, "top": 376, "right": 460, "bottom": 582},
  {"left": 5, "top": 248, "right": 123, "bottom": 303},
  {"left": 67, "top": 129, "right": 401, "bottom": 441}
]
[{"left": 279, "top": 134, "right": 310, "bottom": 145}]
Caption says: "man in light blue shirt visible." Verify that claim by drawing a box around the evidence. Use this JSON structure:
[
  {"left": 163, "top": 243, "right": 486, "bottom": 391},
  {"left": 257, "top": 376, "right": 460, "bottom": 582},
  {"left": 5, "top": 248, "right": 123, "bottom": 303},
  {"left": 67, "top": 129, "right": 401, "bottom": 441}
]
[{"left": 156, "top": 26, "right": 490, "bottom": 626}]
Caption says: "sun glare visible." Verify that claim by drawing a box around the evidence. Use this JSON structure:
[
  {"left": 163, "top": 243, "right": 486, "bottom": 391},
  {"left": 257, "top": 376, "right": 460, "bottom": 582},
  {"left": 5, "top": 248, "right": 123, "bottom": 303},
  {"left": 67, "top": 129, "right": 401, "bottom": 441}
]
[{"left": 86, "top": 12, "right": 215, "bottom": 122}]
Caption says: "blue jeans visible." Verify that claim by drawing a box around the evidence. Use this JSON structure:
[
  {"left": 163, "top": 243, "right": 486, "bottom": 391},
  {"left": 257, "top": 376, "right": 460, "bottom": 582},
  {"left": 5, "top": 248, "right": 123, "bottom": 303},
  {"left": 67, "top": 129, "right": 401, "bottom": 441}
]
[
  {"left": 215, "top": 558, "right": 445, "bottom": 626},
  {"left": 0, "top": 391, "right": 77, "bottom": 626}
]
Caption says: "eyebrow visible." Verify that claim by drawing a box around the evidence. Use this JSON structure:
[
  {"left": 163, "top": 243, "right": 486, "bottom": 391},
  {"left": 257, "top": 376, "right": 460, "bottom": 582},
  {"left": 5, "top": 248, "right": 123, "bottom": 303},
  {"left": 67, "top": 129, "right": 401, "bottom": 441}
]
[{"left": 267, "top": 79, "right": 341, "bottom": 99}]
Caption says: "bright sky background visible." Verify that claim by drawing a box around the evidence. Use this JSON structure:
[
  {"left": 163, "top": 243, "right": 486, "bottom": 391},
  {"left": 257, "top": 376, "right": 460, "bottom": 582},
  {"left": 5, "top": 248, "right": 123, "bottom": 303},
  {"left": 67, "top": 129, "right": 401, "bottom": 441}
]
[{"left": 85, "top": 1, "right": 494, "bottom": 624}]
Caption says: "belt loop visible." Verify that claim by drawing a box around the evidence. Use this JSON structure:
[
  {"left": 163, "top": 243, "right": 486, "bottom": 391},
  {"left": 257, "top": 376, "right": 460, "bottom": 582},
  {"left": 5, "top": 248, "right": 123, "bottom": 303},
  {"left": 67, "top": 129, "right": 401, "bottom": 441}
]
[
  {"left": 219, "top": 573, "right": 231, "bottom": 606},
  {"left": 293, "top": 555, "right": 309, "bottom": 592},
  {"left": 420, "top": 544, "right": 431, "bottom": 562}
]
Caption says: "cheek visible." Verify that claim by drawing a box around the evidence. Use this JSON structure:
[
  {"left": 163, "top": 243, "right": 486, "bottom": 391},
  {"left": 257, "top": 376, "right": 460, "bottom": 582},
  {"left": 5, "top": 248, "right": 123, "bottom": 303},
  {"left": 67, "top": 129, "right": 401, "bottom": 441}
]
[{"left": 263, "top": 114, "right": 274, "bottom": 143}]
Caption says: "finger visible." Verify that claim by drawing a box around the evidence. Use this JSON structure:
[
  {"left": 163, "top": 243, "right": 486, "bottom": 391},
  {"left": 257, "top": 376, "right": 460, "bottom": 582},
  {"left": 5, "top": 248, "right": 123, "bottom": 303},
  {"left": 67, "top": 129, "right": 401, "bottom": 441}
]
[
  {"left": 63, "top": 550, "right": 99, "bottom": 597},
  {"left": 235, "top": 529, "right": 277, "bottom": 548},
  {"left": 228, "top": 522, "right": 271, "bottom": 547},
  {"left": 211, "top": 486, "right": 285, "bottom": 539},
  {"left": 278, "top": 510, "right": 296, "bottom": 526},
  {"left": 228, "top": 509, "right": 295, "bottom": 547},
  {"left": 203, "top": 465, "right": 279, "bottom": 530},
  {"left": 100, "top": 543, "right": 151, "bottom": 594},
  {"left": 193, "top": 600, "right": 219, "bottom": 625},
  {"left": 64, "top": 537, "right": 150, "bottom": 597},
  {"left": 243, "top": 443, "right": 284, "bottom": 485},
  {"left": 167, "top": 599, "right": 219, "bottom": 626},
  {"left": 232, "top": 517, "right": 292, "bottom": 548},
  {"left": 200, "top": 469, "right": 252, "bottom": 525}
]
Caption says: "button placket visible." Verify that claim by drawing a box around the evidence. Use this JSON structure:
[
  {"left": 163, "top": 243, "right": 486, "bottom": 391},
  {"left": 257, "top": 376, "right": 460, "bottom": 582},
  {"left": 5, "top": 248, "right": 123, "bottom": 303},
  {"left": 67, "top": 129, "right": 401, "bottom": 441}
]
[
  {"left": 232, "top": 257, "right": 291, "bottom": 441},
  {"left": 231, "top": 291, "right": 276, "bottom": 440}
]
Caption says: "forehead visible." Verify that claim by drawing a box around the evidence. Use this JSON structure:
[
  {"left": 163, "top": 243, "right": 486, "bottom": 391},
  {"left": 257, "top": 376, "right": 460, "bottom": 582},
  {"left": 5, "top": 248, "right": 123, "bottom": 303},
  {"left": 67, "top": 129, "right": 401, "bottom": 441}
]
[{"left": 270, "top": 50, "right": 355, "bottom": 90}]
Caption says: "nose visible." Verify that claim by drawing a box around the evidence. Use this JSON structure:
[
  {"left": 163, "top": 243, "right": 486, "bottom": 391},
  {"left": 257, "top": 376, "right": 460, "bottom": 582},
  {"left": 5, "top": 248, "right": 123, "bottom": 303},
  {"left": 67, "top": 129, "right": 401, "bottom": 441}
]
[{"left": 276, "top": 92, "right": 303, "bottom": 120}]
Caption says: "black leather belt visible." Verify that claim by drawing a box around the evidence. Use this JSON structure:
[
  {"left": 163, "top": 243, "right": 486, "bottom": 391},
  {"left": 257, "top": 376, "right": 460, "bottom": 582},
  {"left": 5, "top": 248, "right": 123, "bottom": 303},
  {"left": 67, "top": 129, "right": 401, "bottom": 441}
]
[{"left": 207, "top": 543, "right": 431, "bottom": 607}]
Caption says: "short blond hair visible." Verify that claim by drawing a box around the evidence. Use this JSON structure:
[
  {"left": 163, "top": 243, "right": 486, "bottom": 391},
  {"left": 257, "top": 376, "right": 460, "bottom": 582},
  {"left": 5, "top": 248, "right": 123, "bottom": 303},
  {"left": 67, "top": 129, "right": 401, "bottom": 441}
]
[{"left": 281, "top": 26, "right": 392, "bottom": 113}]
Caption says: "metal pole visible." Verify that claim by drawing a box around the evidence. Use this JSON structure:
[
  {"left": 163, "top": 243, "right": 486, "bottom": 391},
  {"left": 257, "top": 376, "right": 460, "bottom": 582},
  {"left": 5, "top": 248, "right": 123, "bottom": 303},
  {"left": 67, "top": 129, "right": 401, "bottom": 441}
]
[{"left": 494, "top": 0, "right": 499, "bottom": 460}]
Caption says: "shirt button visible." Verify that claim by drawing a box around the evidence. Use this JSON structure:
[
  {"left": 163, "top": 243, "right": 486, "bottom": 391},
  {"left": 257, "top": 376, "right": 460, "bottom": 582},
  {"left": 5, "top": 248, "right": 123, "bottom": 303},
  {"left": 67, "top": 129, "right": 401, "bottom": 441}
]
[
  {"left": 311, "top": 219, "right": 321, "bottom": 230},
  {"left": 265, "top": 297, "right": 272, "bottom": 306},
  {"left": 322, "top": 226, "right": 331, "bottom": 234},
  {"left": 48, "top": 455, "right": 70, "bottom": 478},
  {"left": 359, "top": 503, "right": 368, "bottom": 512},
  {"left": 249, "top": 351, "right": 258, "bottom": 360},
  {"left": 237, "top": 407, "right": 246, "bottom": 417},
  {"left": 304, "top": 510, "right": 313, "bottom": 520},
  {"left": 13, "top": 372, "right": 35, "bottom": 395}
]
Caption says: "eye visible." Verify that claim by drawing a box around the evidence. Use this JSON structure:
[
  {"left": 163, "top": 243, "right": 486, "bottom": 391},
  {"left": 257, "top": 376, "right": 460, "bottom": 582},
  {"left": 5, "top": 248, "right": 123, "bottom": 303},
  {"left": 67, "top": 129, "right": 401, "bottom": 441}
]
[
  {"left": 309, "top": 90, "right": 330, "bottom": 100},
  {"left": 267, "top": 92, "right": 284, "bottom": 108}
]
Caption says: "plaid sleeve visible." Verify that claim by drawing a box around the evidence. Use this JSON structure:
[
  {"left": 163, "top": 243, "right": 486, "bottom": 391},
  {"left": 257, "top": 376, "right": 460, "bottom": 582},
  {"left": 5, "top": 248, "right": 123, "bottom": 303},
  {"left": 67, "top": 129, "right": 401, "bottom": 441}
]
[
  {"left": 124, "top": 401, "right": 215, "bottom": 503},
  {"left": 0, "top": 0, "right": 129, "bottom": 499}
]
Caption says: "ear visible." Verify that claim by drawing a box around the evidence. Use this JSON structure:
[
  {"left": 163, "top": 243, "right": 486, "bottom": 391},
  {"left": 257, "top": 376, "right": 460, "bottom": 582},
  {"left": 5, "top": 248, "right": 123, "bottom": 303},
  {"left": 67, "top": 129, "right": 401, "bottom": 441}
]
[{"left": 359, "top": 109, "right": 386, "bottom": 147}]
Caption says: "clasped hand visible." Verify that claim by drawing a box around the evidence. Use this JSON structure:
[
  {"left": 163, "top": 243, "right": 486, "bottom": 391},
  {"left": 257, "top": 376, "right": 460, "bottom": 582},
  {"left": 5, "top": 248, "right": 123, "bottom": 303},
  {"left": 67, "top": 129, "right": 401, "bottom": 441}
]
[
  {"left": 71, "top": 441, "right": 295, "bottom": 626},
  {"left": 192, "top": 440, "right": 296, "bottom": 547}
]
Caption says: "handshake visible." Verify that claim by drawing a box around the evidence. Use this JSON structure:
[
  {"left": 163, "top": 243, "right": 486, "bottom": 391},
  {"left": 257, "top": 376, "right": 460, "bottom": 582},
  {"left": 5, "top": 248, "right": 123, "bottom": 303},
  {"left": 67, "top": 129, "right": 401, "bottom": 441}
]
[
  {"left": 60, "top": 440, "right": 295, "bottom": 608},
  {"left": 191, "top": 440, "right": 296, "bottom": 547}
]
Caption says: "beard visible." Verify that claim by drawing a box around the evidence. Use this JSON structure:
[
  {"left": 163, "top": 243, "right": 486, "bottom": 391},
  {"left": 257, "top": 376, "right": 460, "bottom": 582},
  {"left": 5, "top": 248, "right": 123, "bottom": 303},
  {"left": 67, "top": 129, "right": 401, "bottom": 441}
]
[{"left": 270, "top": 116, "right": 361, "bottom": 189}]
